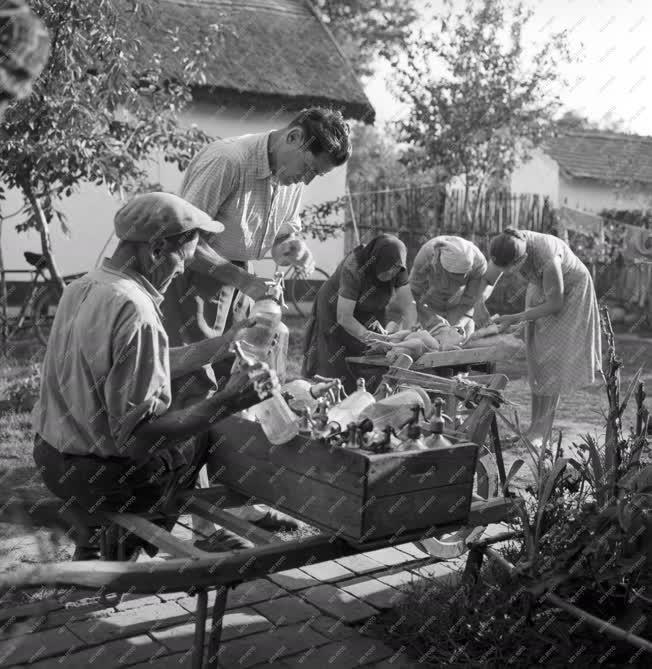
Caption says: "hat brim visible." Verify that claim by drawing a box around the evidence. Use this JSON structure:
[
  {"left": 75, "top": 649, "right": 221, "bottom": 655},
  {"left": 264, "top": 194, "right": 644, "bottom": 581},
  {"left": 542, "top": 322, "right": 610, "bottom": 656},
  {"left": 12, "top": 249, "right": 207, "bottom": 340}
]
[{"left": 195, "top": 218, "right": 225, "bottom": 235}]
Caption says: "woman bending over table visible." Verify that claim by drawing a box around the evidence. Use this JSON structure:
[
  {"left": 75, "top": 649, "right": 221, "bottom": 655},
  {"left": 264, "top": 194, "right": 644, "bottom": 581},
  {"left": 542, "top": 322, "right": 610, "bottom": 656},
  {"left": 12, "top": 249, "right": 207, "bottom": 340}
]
[
  {"left": 479, "top": 228, "right": 602, "bottom": 445},
  {"left": 409, "top": 235, "right": 492, "bottom": 337},
  {"left": 302, "top": 234, "right": 417, "bottom": 392}
]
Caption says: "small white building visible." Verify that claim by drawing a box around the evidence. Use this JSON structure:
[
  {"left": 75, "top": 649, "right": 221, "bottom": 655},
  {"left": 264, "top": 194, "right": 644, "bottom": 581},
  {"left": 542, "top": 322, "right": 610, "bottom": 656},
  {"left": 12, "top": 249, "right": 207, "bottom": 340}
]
[
  {"left": 511, "top": 128, "right": 652, "bottom": 213},
  {"left": 1, "top": 0, "right": 374, "bottom": 279}
]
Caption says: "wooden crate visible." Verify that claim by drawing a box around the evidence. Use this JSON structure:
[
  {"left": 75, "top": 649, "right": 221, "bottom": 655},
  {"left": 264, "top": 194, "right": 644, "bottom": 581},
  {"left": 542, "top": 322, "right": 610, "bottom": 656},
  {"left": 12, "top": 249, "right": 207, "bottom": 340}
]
[{"left": 209, "top": 416, "right": 479, "bottom": 543}]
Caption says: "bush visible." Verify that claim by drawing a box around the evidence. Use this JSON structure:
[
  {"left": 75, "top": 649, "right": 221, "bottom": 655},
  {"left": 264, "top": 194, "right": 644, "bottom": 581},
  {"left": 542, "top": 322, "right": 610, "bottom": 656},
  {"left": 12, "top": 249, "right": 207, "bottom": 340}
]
[{"left": 2, "top": 364, "right": 40, "bottom": 414}]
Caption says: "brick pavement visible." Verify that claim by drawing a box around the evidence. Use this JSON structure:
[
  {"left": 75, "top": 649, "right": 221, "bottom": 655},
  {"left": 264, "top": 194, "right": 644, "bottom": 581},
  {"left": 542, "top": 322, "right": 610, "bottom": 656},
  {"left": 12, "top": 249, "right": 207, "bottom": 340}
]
[{"left": 0, "top": 524, "right": 510, "bottom": 668}]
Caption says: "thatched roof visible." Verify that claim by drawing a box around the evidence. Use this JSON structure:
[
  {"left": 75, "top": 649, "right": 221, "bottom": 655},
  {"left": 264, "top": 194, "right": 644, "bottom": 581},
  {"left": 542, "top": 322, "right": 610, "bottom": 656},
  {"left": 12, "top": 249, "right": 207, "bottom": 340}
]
[
  {"left": 152, "top": 0, "right": 374, "bottom": 122},
  {"left": 547, "top": 129, "right": 652, "bottom": 185}
]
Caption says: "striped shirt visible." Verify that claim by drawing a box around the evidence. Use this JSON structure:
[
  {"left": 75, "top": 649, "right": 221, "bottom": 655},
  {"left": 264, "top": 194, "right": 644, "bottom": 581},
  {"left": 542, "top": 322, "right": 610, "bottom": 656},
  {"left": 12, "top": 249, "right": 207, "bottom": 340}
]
[{"left": 179, "top": 132, "right": 304, "bottom": 262}]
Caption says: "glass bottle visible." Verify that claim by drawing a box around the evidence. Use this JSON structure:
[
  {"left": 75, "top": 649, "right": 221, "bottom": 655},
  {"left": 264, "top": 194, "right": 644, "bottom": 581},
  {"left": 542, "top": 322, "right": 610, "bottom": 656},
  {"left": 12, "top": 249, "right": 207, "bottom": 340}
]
[{"left": 425, "top": 397, "right": 454, "bottom": 450}]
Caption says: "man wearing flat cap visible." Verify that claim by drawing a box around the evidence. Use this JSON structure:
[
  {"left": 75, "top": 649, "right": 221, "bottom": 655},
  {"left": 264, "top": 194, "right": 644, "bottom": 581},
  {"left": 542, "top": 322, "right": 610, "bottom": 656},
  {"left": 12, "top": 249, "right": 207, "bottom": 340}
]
[
  {"left": 33, "top": 192, "right": 278, "bottom": 560},
  {"left": 409, "top": 235, "right": 493, "bottom": 337}
]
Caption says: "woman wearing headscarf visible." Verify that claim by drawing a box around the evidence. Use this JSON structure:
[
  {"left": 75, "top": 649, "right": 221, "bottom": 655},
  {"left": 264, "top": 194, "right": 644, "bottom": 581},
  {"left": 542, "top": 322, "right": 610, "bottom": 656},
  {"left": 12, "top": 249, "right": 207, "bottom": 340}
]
[
  {"left": 409, "top": 235, "right": 490, "bottom": 336},
  {"left": 480, "top": 228, "right": 602, "bottom": 445},
  {"left": 303, "top": 234, "right": 417, "bottom": 392}
]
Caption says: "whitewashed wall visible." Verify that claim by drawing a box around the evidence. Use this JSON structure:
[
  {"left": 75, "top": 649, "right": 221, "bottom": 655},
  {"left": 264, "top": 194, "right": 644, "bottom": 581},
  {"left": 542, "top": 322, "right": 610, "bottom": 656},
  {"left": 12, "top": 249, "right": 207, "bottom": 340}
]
[
  {"left": 558, "top": 176, "right": 652, "bottom": 213},
  {"left": 509, "top": 148, "right": 560, "bottom": 205},
  {"left": 0, "top": 102, "right": 346, "bottom": 278}
]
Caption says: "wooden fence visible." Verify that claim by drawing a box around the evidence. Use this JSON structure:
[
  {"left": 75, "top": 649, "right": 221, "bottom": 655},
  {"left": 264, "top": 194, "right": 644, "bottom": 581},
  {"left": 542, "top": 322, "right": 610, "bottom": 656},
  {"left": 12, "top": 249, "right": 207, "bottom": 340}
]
[{"left": 344, "top": 186, "right": 556, "bottom": 264}]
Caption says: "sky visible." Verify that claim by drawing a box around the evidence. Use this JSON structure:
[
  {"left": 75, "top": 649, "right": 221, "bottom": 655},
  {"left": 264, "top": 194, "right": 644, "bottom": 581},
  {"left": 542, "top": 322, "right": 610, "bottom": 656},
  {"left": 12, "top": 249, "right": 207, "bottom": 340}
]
[{"left": 365, "top": 0, "right": 652, "bottom": 136}]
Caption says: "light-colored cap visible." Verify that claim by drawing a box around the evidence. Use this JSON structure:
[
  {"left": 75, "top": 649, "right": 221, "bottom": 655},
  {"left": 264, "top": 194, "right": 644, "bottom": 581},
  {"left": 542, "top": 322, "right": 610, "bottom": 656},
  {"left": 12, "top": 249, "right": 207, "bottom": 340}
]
[
  {"left": 438, "top": 237, "right": 475, "bottom": 274},
  {"left": 114, "top": 192, "right": 224, "bottom": 242}
]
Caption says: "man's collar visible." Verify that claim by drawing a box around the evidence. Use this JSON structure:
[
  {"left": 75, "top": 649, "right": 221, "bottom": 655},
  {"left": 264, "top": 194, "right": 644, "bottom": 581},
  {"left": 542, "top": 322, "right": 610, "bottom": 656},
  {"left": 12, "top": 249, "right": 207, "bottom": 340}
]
[
  {"left": 254, "top": 131, "right": 274, "bottom": 181},
  {"left": 101, "top": 258, "right": 164, "bottom": 308}
]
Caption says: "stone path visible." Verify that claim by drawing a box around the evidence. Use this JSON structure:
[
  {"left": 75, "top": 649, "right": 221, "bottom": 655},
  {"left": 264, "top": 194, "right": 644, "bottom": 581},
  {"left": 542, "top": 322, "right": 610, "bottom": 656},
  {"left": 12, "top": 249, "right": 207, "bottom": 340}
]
[{"left": 0, "top": 523, "right": 508, "bottom": 668}]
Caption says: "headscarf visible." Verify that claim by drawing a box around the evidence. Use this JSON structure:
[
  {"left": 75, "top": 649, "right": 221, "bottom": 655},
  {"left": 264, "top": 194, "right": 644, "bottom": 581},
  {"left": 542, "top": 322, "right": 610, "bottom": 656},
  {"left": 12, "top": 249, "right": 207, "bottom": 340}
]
[
  {"left": 354, "top": 234, "right": 407, "bottom": 283},
  {"left": 0, "top": 0, "right": 50, "bottom": 103},
  {"left": 435, "top": 236, "right": 475, "bottom": 274}
]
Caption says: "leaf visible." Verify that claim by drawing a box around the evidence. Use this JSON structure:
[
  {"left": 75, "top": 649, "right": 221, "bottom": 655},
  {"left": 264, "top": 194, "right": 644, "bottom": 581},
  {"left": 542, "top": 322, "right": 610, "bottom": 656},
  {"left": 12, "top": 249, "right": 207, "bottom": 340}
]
[
  {"left": 502, "top": 458, "right": 525, "bottom": 494},
  {"left": 534, "top": 457, "right": 570, "bottom": 542},
  {"left": 619, "top": 366, "right": 644, "bottom": 415}
]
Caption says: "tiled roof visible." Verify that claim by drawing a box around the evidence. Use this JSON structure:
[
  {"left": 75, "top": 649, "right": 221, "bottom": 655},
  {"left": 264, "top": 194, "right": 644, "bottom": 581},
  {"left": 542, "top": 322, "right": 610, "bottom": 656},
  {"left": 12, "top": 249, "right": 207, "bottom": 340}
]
[
  {"left": 546, "top": 129, "right": 652, "bottom": 185},
  {"left": 148, "top": 0, "right": 374, "bottom": 121}
]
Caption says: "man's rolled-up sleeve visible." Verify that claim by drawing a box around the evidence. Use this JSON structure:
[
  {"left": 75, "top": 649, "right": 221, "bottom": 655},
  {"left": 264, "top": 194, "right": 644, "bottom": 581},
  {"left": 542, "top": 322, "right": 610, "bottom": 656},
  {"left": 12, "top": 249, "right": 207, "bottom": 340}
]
[{"left": 103, "top": 314, "right": 171, "bottom": 451}]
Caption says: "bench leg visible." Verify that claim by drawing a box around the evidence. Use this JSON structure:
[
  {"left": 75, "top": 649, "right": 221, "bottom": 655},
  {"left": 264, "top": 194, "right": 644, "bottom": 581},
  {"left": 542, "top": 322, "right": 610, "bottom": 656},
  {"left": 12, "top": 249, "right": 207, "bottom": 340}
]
[
  {"left": 490, "top": 416, "right": 507, "bottom": 491},
  {"left": 193, "top": 589, "right": 209, "bottom": 669},
  {"left": 462, "top": 546, "right": 485, "bottom": 593},
  {"left": 206, "top": 586, "right": 228, "bottom": 669}
]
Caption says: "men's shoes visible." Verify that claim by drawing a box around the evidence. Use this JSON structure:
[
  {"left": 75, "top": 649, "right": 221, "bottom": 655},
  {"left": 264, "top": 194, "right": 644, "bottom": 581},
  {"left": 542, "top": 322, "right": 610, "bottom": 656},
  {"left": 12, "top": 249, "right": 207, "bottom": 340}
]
[
  {"left": 251, "top": 510, "right": 299, "bottom": 532},
  {"left": 194, "top": 528, "right": 255, "bottom": 552}
]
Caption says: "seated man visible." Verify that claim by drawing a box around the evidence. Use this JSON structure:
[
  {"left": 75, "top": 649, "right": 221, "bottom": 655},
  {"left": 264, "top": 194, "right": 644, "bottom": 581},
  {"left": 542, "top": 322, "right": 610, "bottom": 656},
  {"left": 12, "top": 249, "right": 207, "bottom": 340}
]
[{"left": 32, "top": 192, "right": 277, "bottom": 560}]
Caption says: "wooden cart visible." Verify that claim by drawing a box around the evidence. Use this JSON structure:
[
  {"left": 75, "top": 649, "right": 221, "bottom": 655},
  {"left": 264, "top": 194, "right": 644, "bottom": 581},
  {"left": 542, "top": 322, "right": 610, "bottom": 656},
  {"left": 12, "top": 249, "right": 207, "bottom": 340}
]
[{"left": 0, "top": 374, "right": 518, "bottom": 669}]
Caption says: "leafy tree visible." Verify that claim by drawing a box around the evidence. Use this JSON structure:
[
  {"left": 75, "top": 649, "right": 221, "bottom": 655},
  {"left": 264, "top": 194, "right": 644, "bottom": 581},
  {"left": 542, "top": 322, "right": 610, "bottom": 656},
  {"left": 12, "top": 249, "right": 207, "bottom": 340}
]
[
  {"left": 394, "top": 0, "right": 572, "bottom": 225},
  {"left": 0, "top": 0, "right": 216, "bottom": 289},
  {"left": 312, "top": 0, "right": 419, "bottom": 79}
]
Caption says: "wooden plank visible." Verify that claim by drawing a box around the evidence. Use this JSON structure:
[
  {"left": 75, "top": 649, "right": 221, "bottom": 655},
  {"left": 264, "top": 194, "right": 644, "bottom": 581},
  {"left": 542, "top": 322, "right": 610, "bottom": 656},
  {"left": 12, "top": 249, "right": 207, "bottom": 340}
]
[
  {"left": 103, "top": 512, "right": 211, "bottom": 559},
  {"left": 362, "top": 483, "right": 474, "bottom": 541},
  {"left": 366, "top": 443, "right": 477, "bottom": 496},
  {"left": 214, "top": 450, "right": 364, "bottom": 540},
  {"left": 184, "top": 497, "right": 277, "bottom": 546},
  {"left": 210, "top": 416, "right": 367, "bottom": 493},
  {"left": 175, "top": 484, "right": 249, "bottom": 509},
  {"left": 0, "top": 498, "right": 525, "bottom": 595},
  {"left": 414, "top": 347, "right": 502, "bottom": 369}
]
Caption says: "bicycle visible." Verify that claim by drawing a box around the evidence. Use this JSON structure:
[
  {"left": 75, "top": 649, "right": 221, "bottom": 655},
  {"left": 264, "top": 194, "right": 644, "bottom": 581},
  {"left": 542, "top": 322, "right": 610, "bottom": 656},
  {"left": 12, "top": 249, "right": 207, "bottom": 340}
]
[
  {"left": 277, "top": 264, "right": 330, "bottom": 318},
  {"left": 0, "top": 251, "right": 84, "bottom": 348}
]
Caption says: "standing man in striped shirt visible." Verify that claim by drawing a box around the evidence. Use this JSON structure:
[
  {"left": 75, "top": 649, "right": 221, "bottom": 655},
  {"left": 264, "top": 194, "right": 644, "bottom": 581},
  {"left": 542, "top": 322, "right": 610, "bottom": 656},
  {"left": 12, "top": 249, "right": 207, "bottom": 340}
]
[{"left": 161, "top": 107, "right": 352, "bottom": 537}]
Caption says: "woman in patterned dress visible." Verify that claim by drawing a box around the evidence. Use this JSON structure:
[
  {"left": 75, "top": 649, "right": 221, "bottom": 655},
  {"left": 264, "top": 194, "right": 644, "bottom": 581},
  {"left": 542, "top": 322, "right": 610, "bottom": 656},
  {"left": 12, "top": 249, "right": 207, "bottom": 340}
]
[
  {"left": 481, "top": 228, "right": 602, "bottom": 444},
  {"left": 302, "top": 234, "right": 417, "bottom": 392}
]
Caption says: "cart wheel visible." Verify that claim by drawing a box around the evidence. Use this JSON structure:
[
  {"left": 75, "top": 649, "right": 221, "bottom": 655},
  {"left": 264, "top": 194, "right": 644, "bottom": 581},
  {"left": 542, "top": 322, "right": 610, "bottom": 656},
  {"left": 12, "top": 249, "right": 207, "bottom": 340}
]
[
  {"left": 415, "top": 525, "right": 486, "bottom": 560},
  {"left": 32, "top": 287, "right": 59, "bottom": 346},
  {"left": 288, "top": 266, "right": 329, "bottom": 318}
]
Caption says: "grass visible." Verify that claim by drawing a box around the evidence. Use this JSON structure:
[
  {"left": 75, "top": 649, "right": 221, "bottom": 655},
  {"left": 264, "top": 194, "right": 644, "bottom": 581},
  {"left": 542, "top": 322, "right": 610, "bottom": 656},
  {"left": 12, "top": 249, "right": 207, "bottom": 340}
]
[{"left": 373, "top": 553, "right": 645, "bottom": 668}]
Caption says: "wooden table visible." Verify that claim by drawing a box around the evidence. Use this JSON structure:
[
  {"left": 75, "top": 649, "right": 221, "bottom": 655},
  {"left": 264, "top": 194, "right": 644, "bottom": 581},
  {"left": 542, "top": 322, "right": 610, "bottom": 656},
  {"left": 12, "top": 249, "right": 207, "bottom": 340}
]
[{"left": 347, "top": 346, "right": 499, "bottom": 380}]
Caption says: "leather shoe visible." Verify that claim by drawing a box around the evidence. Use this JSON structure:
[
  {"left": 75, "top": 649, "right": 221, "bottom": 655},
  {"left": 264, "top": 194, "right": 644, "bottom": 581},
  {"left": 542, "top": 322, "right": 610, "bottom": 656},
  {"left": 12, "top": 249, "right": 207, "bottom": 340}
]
[
  {"left": 251, "top": 510, "right": 298, "bottom": 532},
  {"left": 194, "top": 528, "right": 255, "bottom": 552}
]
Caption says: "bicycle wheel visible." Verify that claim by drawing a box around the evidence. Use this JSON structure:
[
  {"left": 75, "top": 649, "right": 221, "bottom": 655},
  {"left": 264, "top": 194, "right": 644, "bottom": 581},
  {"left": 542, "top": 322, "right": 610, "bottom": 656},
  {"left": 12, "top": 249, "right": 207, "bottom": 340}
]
[
  {"left": 32, "top": 285, "right": 61, "bottom": 346},
  {"left": 288, "top": 266, "right": 330, "bottom": 318}
]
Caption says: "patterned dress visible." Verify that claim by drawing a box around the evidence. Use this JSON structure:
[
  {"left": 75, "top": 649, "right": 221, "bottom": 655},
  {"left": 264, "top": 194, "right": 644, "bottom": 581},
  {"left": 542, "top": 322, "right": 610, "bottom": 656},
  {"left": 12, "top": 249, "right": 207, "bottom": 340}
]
[{"left": 518, "top": 231, "right": 602, "bottom": 395}]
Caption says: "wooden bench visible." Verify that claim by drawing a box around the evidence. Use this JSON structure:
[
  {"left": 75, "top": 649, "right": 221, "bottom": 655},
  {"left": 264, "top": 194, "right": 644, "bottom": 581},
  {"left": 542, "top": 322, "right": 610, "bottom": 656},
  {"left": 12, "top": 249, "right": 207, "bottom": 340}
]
[{"left": 0, "top": 373, "right": 518, "bottom": 669}]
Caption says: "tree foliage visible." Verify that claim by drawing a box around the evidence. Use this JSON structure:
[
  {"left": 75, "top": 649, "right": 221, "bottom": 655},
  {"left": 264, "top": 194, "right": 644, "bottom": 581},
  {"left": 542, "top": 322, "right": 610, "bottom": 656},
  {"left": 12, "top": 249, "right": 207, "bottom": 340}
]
[
  {"left": 312, "top": 0, "right": 419, "bottom": 79},
  {"left": 0, "top": 0, "right": 216, "bottom": 287},
  {"left": 394, "top": 0, "right": 571, "bottom": 222}
]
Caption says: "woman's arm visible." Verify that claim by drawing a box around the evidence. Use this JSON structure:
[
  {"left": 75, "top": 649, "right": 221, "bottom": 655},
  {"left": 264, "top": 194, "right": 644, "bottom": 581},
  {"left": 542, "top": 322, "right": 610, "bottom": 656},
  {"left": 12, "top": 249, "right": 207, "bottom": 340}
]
[
  {"left": 392, "top": 284, "right": 418, "bottom": 328},
  {"left": 336, "top": 296, "right": 374, "bottom": 341},
  {"left": 495, "top": 257, "right": 564, "bottom": 325},
  {"left": 472, "top": 261, "right": 504, "bottom": 326}
]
